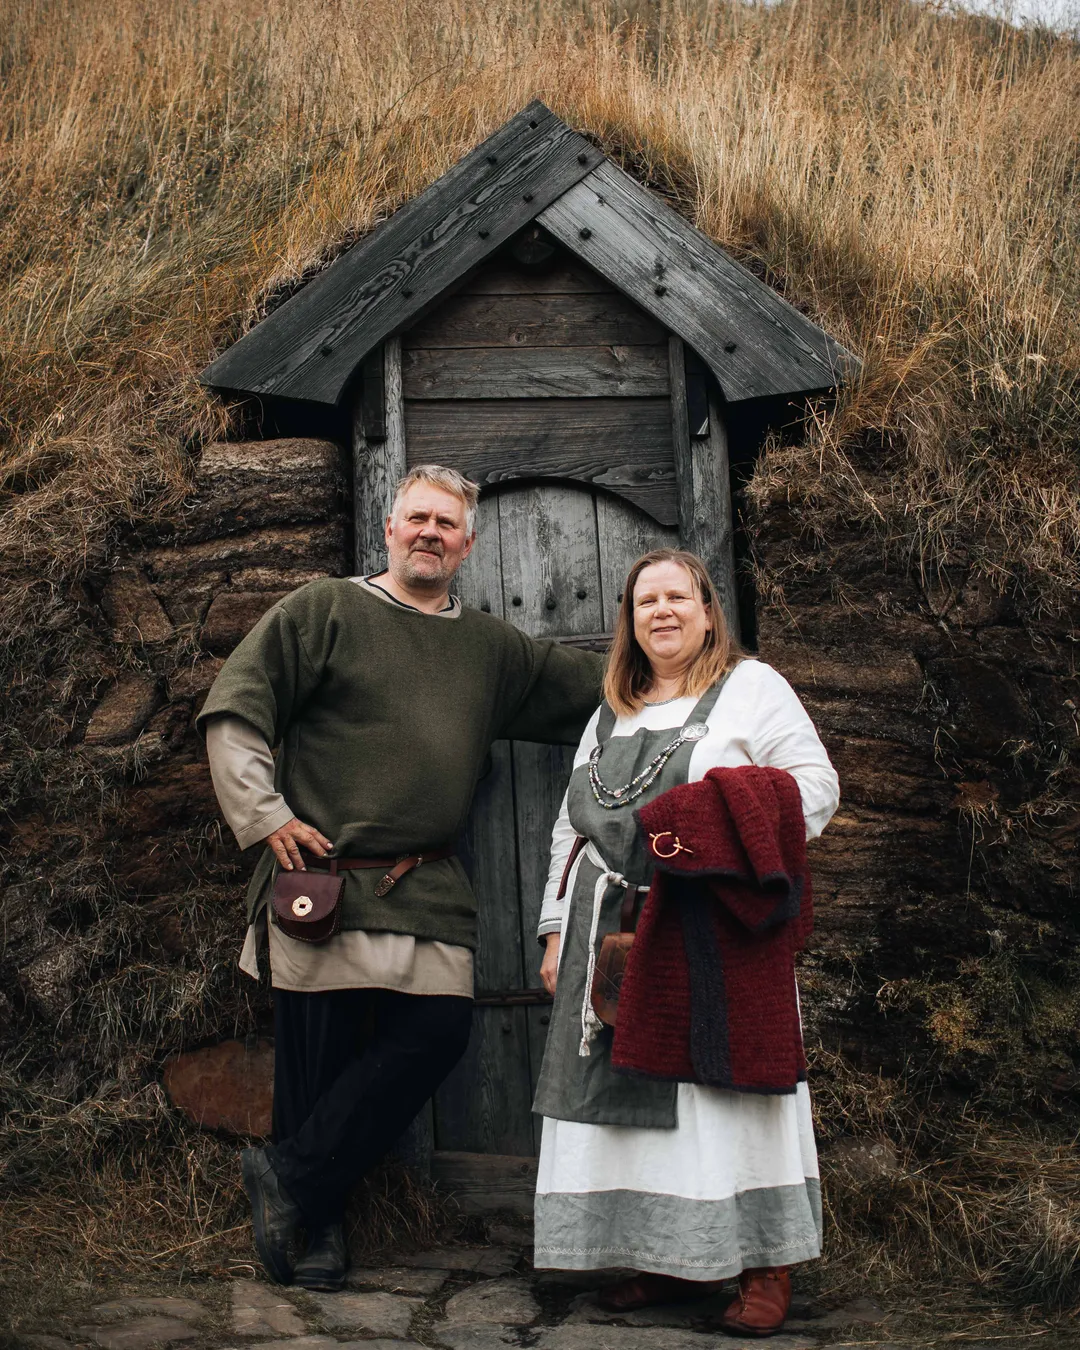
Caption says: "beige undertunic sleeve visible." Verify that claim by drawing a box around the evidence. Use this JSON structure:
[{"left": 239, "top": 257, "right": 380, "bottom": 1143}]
[{"left": 204, "top": 698, "right": 473, "bottom": 999}]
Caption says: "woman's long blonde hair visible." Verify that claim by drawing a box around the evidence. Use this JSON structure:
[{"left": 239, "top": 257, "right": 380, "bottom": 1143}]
[{"left": 602, "top": 549, "right": 742, "bottom": 717}]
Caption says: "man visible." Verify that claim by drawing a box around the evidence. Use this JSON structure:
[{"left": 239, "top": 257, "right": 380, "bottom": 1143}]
[{"left": 199, "top": 464, "right": 603, "bottom": 1291}]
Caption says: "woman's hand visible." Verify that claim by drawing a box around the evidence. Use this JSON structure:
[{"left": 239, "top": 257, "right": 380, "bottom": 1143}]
[
  {"left": 540, "top": 932, "right": 561, "bottom": 997},
  {"left": 264, "top": 817, "right": 334, "bottom": 871}
]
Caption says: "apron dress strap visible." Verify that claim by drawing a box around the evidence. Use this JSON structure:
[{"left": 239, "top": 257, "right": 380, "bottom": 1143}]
[
  {"left": 595, "top": 700, "right": 617, "bottom": 741},
  {"left": 575, "top": 667, "right": 738, "bottom": 1057}
]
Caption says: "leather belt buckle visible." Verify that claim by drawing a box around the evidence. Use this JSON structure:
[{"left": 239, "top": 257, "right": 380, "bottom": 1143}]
[{"left": 374, "top": 855, "right": 412, "bottom": 898}]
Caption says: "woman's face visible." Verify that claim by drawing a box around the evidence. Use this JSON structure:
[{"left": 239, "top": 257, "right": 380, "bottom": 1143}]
[{"left": 632, "top": 561, "right": 712, "bottom": 674}]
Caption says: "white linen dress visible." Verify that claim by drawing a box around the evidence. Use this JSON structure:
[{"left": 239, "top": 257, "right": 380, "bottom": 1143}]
[{"left": 533, "top": 658, "right": 840, "bottom": 1279}]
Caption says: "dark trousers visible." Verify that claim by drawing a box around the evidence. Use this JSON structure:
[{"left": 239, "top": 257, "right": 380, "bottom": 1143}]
[{"left": 267, "top": 987, "right": 473, "bottom": 1226}]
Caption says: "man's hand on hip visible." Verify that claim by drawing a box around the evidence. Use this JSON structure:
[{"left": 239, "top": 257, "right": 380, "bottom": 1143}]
[{"left": 265, "top": 818, "right": 334, "bottom": 871}]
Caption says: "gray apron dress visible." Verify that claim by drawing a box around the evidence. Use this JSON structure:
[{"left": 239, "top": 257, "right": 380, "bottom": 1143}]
[{"left": 533, "top": 678, "right": 729, "bottom": 1128}]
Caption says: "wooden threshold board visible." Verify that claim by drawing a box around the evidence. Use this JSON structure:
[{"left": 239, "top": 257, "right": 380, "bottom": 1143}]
[{"left": 431, "top": 1150, "right": 538, "bottom": 1215}]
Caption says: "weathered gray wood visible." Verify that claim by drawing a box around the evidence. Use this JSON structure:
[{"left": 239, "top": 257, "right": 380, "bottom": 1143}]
[
  {"left": 431, "top": 1150, "right": 537, "bottom": 1213},
  {"left": 498, "top": 483, "right": 602, "bottom": 1155},
  {"left": 201, "top": 102, "right": 604, "bottom": 403},
  {"left": 403, "top": 292, "right": 666, "bottom": 349},
  {"left": 539, "top": 159, "right": 857, "bottom": 401},
  {"left": 450, "top": 493, "right": 502, "bottom": 614},
  {"left": 352, "top": 342, "right": 406, "bottom": 574},
  {"left": 461, "top": 259, "right": 614, "bottom": 295},
  {"left": 434, "top": 499, "right": 535, "bottom": 1157},
  {"left": 432, "top": 1007, "right": 536, "bottom": 1156},
  {"left": 670, "top": 333, "right": 695, "bottom": 569},
  {"left": 496, "top": 483, "right": 603, "bottom": 639},
  {"left": 669, "top": 337, "right": 739, "bottom": 635},
  {"left": 402, "top": 344, "right": 669, "bottom": 399},
  {"left": 595, "top": 490, "right": 679, "bottom": 630},
  {"left": 404, "top": 398, "right": 677, "bottom": 525},
  {"left": 467, "top": 742, "right": 523, "bottom": 991},
  {"left": 498, "top": 482, "right": 600, "bottom": 995},
  {"left": 526, "top": 1004, "right": 553, "bottom": 1153},
  {"left": 358, "top": 348, "right": 386, "bottom": 441},
  {"left": 512, "top": 740, "right": 576, "bottom": 959},
  {"left": 405, "top": 397, "right": 671, "bottom": 461},
  {"left": 704, "top": 388, "right": 739, "bottom": 637}
]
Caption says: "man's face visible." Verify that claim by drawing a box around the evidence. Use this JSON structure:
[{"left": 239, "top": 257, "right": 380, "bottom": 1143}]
[{"left": 385, "top": 483, "right": 475, "bottom": 590}]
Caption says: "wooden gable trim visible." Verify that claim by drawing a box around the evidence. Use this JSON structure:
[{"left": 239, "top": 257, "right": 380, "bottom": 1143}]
[
  {"left": 538, "top": 161, "right": 856, "bottom": 402},
  {"left": 201, "top": 102, "right": 602, "bottom": 403},
  {"left": 201, "top": 101, "right": 858, "bottom": 407}
]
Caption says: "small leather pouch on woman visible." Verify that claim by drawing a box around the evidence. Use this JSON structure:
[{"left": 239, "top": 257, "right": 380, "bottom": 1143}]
[{"left": 591, "top": 902, "right": 636, "bottom": 1027}]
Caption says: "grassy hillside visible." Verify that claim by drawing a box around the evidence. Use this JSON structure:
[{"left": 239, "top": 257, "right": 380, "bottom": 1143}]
[
  {"left": 2, "top": 0, "right": 1080, "bottom": 1320},
  {"left": 1, "top": 0, "right": 1078, "bottom": 591}
]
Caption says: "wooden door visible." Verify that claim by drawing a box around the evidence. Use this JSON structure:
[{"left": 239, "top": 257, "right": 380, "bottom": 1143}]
[{"left": 431, "top": 483, "right": 676, "bottom": 1156}]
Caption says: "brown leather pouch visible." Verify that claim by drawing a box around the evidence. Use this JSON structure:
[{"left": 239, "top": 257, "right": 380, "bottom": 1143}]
[
  {"left": 271, "top": 859, "right": 344, "bottom": 943},
  {"left": 591, "top": 931, "right": 634, "bottom": 1027},
  {"left": 590, "top": 887, "right": 638, "bottom": 1028}
]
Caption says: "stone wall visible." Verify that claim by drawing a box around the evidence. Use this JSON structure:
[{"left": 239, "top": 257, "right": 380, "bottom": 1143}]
[
  {"left": 0, "top": 438, "right": 350, "bottom": 1157},
  {"left": 754, "top": 499, "right": 1080, "bottom": 1099}
]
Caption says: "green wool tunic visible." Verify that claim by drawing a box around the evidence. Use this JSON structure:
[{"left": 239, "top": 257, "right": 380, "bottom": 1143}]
[{"left": 197, "top": 578, "right": 604, "bottom": 950}]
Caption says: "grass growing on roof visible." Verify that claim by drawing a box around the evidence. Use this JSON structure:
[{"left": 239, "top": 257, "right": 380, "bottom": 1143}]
[{"left": 0, "top": 0, "right": 1077, "bottom": 593}]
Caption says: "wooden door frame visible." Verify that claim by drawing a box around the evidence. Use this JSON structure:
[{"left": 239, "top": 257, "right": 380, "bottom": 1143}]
[
  {"left": 353, "top": 336, "right": 406, "bottom": 575},
  {"left": 353, "top": 333, "right": 739, "bottom": 637}
]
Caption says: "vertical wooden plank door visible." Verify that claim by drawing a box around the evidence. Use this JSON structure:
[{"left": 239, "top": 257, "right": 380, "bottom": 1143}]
[{"left": 436, "top": 483, "right": 676, "bottom": 1156}]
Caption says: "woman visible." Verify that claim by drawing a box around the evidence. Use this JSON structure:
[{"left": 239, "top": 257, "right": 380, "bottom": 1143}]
[{"left": 533, "top": 549, "right": 839, "bottom": 1336}]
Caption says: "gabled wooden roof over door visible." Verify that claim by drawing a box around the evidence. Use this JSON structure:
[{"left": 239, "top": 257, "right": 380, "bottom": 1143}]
[{"left": 201, "top": 101, "right": 857, "bottom": 407}]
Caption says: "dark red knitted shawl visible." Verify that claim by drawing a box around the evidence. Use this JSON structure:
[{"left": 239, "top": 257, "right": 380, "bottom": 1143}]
[{"left": 612, "top": 766, "right": 811, "bottom": 1094}]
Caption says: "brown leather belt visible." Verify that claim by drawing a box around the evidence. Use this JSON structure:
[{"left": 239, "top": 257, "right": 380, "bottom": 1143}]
[{"left": 302, "top": 847, "right": 455, "bottom": 898}]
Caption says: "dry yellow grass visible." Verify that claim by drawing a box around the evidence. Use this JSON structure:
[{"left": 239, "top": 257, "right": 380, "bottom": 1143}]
[{"left": 0, "top": 0, "right": 1078, "bottom": 596}]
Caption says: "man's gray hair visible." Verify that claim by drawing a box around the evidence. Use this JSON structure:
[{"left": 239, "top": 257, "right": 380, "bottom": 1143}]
[{"left": 391, "top": 464, "right": 480, "bottom": 534}]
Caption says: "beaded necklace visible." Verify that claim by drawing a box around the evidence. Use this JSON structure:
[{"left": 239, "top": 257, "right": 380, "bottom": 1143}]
[{"left": 588, "top": 720, "right": 709, "bottom": 810}]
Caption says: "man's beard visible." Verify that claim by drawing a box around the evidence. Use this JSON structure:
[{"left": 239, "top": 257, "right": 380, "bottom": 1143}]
[{"left": 397, "top": 543, "right": 454, "bottom": 588}]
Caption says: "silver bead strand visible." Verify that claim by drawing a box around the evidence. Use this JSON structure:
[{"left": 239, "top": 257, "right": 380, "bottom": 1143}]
[{"left": 588, "top": 723, "right": 709, "bottom": 810}]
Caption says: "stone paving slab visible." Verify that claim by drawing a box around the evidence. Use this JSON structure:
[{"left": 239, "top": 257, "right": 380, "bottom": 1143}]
[
  {"left": 443, "top": 1278, "right": 540, "bottom": 1326},
  {"left": 434, "top": 1330, "right": 539, "bottom": 1350},
  {"left": 239, "top": 1338, "right": 339, "bottom": 1350},
  {"left": 398, "top": 1246, "right": 517, "bottom": 1275},
  {"left": 484, "top": 1220, "right": 534, "bottom": 1247},
  {"left": 236, "top": 1342, "right": 423, "bottom": 1350},
  {"left": 310, "top": 1289, "right": 422, "bottom": 1337},
  {"left": 434, "top": 1328, "right": 814, "bottom": 1350},
  {"left": 91, "top": 1300, "right": 206, "bottom": 1324},
  {"left": 74, "top": 1317, "right": 200, "bottom": 1350},
  {"left": 344, "top": 1265, "right": 451, "bottom": 1295},
  {"left": 536, "top": 1327, "right": 816, "bottom": 1350},
  {"left": 230, "top": 1280, "right": 306, "bottom": 1338}
]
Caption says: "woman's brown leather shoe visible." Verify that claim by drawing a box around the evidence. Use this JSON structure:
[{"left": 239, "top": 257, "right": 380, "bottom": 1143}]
[
  {"left": 597, "top": 1272, "right": 724, "bottom": 1312},
  {"left": 721, "top": 1266, "right": 791, "bottom": 1336}
]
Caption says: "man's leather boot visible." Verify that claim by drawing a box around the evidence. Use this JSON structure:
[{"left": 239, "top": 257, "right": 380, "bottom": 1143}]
[
  {"left": 293, "top": 1222, "right": 348, "bottom": 1292},
  {"left": 240, "top": 1146, "right": 303, "bottom": 1285},
  {"left": 721, "top": 1266, "right": 791, "bottom": 1337}
]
